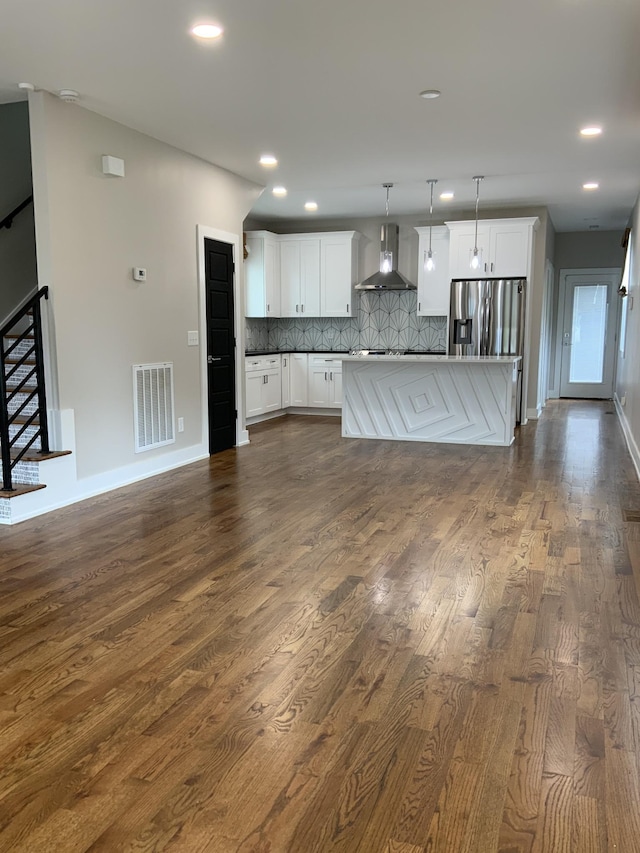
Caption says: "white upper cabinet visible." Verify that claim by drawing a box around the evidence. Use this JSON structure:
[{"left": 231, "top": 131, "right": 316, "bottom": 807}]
[
  {"left": 414, "top": 225, "right": 450, "bottom": 316},
  {"left": 447, "top": 223, "right": 490, "bottom": 279},
  {"left": 320, "top": 232, "right": 359, "bottom": 317},
  {"left": 245, "top": 231, "right": 360, "bottom": 318},
  {"left": 447, "top": 218, "right": 538, "bottom": 280},
  {"left": 279, "top": 237, "right": 321, "bottom": 317},
  {"left": 244, "top": 231, "right": 280, "bottom": 318}
]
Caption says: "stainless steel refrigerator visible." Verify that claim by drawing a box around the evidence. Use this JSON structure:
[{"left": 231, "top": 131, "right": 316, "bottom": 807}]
[{"left": 449, "top": 278, "right": 526, "bottom": 423}]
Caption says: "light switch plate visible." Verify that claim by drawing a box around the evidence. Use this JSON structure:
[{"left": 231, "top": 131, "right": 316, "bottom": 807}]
[{"left": 187, "top": 331, "right": 199, "bottom": 346}]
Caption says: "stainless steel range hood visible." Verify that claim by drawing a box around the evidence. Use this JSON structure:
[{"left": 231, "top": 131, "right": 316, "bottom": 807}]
[{"left": 355, "top": 223, "right": 416, "bottom": 291}]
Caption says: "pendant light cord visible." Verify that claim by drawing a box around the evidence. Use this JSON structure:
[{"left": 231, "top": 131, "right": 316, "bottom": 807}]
[
  {"left": 427, "top": 180, "right": 437, "bottom": 254},
  {"left": 473, "top": 176, "right": 483, "bottom": 252}
]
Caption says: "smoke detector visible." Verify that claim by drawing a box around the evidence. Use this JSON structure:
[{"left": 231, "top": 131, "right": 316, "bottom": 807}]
[{"left": 58, "top": 89, "right": 79, "bottom": 103}]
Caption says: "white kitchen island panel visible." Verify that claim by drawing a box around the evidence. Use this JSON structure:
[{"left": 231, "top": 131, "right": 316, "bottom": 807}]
[{"left": 342, "top": 356, "right": 520, "bottom": 447}]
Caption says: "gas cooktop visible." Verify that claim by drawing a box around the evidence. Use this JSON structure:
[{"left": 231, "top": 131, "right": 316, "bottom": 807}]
[{"left": 349, "top": 349, "right": 445, "bottom": 356}]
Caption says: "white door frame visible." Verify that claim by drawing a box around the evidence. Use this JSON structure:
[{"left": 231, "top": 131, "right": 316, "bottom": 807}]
[
  {"left": 196, "top": 225, "right": 249, "bottom": 449},
  {"left": 557, "top": 267, "right": 621, "bottom": 399}
]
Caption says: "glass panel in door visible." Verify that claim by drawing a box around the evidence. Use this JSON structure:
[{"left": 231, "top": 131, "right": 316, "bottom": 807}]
[{"left": 568, "top": 285, "right": 607, "bottom": 383}]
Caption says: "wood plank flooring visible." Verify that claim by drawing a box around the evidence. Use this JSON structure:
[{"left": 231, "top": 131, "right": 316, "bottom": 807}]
[{"left": 1, "top": 400, "right": 640, "bottom": 851}]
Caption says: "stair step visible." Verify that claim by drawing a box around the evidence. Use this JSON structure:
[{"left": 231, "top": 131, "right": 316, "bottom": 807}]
[
  {"left": 0, "top": 482, "right": 46, "bottom": 499},
  {"left": 9, "top": 449, "right": 71, "bottom": 463}
]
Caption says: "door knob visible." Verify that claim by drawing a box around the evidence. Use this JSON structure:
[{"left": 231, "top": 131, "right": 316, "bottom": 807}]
[{"left": 208, "top": 356, "right": 222, "bottom": 363}]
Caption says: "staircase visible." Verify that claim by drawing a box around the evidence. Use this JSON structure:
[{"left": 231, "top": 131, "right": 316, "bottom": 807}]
[{"left": 0, "top": 287, "right": 70, "bottom": 520}]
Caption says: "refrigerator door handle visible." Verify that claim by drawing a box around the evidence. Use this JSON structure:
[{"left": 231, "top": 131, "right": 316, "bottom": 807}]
[{"left": 481, "top": 296, "right": 492, "bottom": 354}]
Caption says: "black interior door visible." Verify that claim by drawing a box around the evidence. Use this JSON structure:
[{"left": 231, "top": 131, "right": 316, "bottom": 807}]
[{"left": 205, "top": 238, "right": 236, "bottom": 454}]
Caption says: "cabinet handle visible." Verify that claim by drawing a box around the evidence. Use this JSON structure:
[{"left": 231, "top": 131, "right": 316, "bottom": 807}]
[
  {"left": 283, "top": 358, "right": 287, "bottom": 366},
  {"left": 330, "top": 372, "right": 333, "bottom": 380},
  {"left": 264, "top": 375, "right": 267, "bottom": 384},
  {"left": 490, "top": 262, "right": 494, "bottom": 273},
  {"left": 301, "top": 304, "right": 304, "bottom": 313},
  {"left": 325, "top": 372, "right": 328, "bottom": 381},
  {"left": 346, "top": 303, "right": 349, "bottom": 313},
  {"left": 267, "top": 303, "right": 270, "bottom": 312},
  {"left": 418, "top": 302, "right": 421, "bottom": 312},
  {"left": 296, "top": 304, "right": 299, "bottom": 313}
]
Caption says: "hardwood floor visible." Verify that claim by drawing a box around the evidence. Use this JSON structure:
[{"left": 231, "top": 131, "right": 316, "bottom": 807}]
[{"left": 1, "top": 400, "right": 640, "bottom": 851}]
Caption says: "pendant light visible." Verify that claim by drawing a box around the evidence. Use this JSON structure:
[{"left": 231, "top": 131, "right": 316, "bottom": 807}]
[
  {"left": 381, "top": 183, "right": 393, "bottom": 272},
  {"left": 424, "top": 179, "right": 438, "bottom": 272},
  {"left": 470, "top": 175, "right": 484, "bottom": 271}
]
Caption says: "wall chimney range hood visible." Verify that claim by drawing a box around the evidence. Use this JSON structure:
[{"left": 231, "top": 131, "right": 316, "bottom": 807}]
[{"left": 356, "top": 184, "right": 416, "bottom": 291}]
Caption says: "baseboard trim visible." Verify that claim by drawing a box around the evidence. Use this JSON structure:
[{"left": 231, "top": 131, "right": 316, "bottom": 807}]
[
  {"left": 614, "top": 393, "right": 640, "bottom": 484},
  {"left": 526, "top": 406, "right": 543, "bottom": 420}
]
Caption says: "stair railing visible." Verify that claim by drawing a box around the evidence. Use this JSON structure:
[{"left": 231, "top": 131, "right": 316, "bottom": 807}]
[
  {"left": 0, "top": 286, "right": 50, "bottom": 491},
  {"left": 0, "top": 195, "right": 33, "bottom": 231}
]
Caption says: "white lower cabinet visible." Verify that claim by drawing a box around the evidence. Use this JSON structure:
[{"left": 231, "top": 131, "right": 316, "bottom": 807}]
[
  {"left": 308, "top": 355, "right": 343, "bottom": 408},
  {"left": 244, "top": 355, "right": 282, "bottom": 417},
  {"left": 245, "top": 352, "right": 346, "bottom": 419},
  {"left": 281, "top": 354, "right": 291, "bottom": 408},
  {"left": 289, "top": 353, "right": 309, "bottom": 406}
]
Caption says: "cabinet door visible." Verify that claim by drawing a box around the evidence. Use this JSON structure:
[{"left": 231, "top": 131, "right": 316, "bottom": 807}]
[
  {"left": 245, "top": 372, "right": 264, "bottom": 417},
  {"left": 329, "top": 368, "right": 343, "bottom": 407},
  {"left": 449, "top": 225, "right": 490, "bottom": 279},
  {"left": 290, "top": 354, "right": 308, "bottom": 406},
  {"left": 308, "top": 365, "right": 330, "bottom": 406},
  {"left": 321, "top": 236, "right": 353, "bottom": 317},
  {"left": 245, "top": 237, "right": 266, "bottom": 317},
  {"left": 489, "top": 223, "right": 530, "bottom": 278},
  {"left": 279, "top": 241, "right": 300, "bottom": 317},
  {"left": 416, "top": 228, "right": 450, "bottom": 316},
  {"left": 281, "top": 354, "right": 290, "bottom": 408},
  {"left": 264, "top": 238, "right": 280, "bottom": 316},
  {"left": 262, "top": 369, "right": 282, "bottom": 412},
  {"left": 299, "top": 240, "right": 321, "bottom": 316}
]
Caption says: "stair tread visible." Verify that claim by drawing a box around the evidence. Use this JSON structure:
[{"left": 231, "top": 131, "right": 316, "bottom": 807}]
[
  {"left": 9, "top": 449, "right": 71, "bottom": 463},
  {"left": 0, "top": 482, "right": 46, "bottom": 499},
  {"left": 8, "top": 415, "right": 40, "bottom": 425}
]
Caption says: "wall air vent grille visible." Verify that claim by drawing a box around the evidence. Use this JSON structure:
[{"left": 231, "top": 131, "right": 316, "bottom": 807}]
[{"left": 133, "top": 363, "right": 175, "bottom": 452}]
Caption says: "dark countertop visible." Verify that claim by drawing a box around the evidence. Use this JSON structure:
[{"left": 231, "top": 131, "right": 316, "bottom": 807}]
[{"left": 245, "top": 349, "right": 446, "bottom": 356}]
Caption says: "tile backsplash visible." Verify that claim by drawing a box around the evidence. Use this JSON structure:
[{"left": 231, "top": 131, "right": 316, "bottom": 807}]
[{"left": 245, "top": 291, "right": 447, "bottom": 352}]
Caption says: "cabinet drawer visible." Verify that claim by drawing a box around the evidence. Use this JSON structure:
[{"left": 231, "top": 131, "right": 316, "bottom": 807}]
[{"left": 245, "top": 355, "right": 281, "bottom": 372}]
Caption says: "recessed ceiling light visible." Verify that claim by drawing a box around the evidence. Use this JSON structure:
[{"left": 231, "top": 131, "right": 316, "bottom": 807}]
[
  {"left": 259, "top": 154, "right": 278, "bottom": 167},
  {"left": 304, "top": 201, "right": 318, "bottom": 212},
  {"left": 272, "top": 186, "right": 287, "bottom": 197},
  {"left": 583, "top": 182, "right": 599, "bottom": 190},
  {"left": 580, "top": 126, "right": 602, "bottom": 137},
  {"left": 191, "top": 23, "right": 223, "bottom": 39},
  {"left": 419, "top": 89, "right": 441, "bottom": 99},
  {"left": 439, "top": 191, "right": 454, "bottom": 200}
]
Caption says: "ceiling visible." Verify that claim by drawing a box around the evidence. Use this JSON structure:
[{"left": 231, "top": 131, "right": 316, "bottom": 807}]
[{"left": 1, "top": 0, "right": 639, "bottom": 231}]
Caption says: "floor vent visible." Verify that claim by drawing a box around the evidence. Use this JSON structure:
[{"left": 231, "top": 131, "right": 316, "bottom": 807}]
[{"left": 133, "top": 363, "right": 175, "bottom": 453}]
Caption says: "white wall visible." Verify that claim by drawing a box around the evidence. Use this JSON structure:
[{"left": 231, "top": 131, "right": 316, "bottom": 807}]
[
  {"left": 0, "top": 101, "right": 38, "bottom": 322},
  {"left": 29, "top": 91, "right": 261, "bottom": 484},
  {"left": 615, "top": 196, "right": 640, "bottom": 472}
]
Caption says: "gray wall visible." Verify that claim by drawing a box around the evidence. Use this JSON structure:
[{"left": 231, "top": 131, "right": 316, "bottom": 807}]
[
  {"left": 30, "top": 91, "right": 261, "bottom": 480},
  {"left": 0, "top": 101, "right": 37, "bottom": 322},
  {"left": 555, "top": 231, "right": 625, "bottom": 271}
]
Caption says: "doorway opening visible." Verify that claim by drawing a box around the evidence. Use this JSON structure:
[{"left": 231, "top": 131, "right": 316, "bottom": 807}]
[{"left": 558, "top": 269, "right": 620, "bottom": 399}]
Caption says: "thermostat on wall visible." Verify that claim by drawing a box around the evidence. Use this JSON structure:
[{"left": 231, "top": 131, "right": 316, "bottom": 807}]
[{"left": 133, "top": 267, "right": 147, "bottom": 281}]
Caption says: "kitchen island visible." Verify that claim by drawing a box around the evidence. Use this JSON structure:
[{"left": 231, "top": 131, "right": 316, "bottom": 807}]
[{"left": 341, "top": 354, "right": 521, "bottom": 447}]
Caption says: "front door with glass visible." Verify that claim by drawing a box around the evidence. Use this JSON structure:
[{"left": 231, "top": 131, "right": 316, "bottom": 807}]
[{"left": 559, "top": 271, "right": 619, "bottom": 399}]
